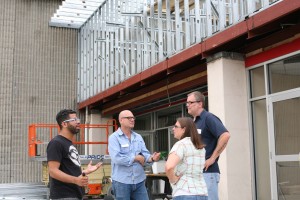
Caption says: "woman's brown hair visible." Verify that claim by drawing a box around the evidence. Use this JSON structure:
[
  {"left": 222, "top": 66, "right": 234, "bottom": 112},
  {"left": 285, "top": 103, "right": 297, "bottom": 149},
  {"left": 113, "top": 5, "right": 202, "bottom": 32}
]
[{"left": 177, "top": 117, "right": 205, "bottom": 149}]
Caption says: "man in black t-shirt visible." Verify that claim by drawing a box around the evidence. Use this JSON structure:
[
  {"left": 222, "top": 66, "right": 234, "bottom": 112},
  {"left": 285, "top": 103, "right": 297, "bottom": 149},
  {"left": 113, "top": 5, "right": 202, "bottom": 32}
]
[{"left": 47, "top": 109, "right": 102, "bottom": 199}]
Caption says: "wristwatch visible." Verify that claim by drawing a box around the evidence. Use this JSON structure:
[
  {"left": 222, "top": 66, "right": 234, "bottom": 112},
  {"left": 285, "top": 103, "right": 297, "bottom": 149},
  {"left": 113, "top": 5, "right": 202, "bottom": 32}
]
[{"left": 151, "top": 156, "right": 155, "bottom": 162}]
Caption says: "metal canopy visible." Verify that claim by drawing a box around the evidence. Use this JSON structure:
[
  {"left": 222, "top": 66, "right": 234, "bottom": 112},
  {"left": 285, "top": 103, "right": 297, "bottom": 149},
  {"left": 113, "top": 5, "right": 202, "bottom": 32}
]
[{"left": 49, "top": 0, "right": 105, "bottom": 29}]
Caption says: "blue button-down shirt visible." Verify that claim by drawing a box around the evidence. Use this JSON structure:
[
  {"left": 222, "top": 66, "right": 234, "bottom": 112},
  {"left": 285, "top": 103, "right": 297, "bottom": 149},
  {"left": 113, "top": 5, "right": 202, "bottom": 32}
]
[{"left": 108, "top": 128, "right": 152, "bottom": 184}]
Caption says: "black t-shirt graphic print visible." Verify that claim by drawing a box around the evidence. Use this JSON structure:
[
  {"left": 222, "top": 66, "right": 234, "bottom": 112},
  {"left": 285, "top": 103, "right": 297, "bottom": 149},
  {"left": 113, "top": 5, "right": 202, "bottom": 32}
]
[{"left": 47, "top": 135, "right": 84, "bottom": 199}]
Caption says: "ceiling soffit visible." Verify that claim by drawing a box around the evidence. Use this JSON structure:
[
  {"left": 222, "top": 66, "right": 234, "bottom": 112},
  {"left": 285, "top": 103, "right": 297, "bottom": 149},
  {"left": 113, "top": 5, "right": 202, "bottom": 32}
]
[{"left": 49, "top": 0, "right": 105, "bottom": 29}]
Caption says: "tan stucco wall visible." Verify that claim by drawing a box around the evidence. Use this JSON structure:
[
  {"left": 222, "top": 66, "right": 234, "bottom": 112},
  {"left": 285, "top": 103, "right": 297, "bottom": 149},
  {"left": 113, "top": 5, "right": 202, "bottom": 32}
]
[{"left": 207, "top": 53, "right": 253, "bottom": 200}]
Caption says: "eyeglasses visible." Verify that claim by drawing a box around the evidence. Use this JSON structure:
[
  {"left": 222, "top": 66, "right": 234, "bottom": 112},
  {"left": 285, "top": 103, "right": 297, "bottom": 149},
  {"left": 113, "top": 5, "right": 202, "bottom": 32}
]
[
  {"left": 63, "top": 118, "right": 80, "bottom": 123},
  {"left": 173, "top": 125, "right": 183, "bottom": 129},
  {"left": 186, "top": 101, "right": 201, "bottom": 106},
  {"left": 122, "top": 116, "right": 136, "bottom": 120}
]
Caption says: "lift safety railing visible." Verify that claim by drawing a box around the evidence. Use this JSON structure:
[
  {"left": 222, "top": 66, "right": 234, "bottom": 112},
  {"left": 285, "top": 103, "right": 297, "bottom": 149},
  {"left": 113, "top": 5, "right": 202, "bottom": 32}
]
[{"left": 28, "top": 119, "right": 118, "bottom": 159}]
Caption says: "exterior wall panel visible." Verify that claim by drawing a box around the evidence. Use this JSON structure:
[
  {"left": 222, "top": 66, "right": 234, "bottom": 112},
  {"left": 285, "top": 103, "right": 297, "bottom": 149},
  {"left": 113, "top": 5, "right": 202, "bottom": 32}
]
[
  {"left": 0, "top": 0, "right": 78, "bottom": 183},
  {"left": 0, "top": 0, "right": 16, "bottom": 184}
]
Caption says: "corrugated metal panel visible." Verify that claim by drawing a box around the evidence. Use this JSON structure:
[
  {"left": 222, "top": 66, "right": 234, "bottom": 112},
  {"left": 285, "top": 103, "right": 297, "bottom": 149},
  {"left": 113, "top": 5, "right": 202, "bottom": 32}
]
[
  {"left": 0, "top": 0, "right": 78, "bottom": 183},
  {"left": 0, "top": 0, "right": 16, "bottom": 185}
]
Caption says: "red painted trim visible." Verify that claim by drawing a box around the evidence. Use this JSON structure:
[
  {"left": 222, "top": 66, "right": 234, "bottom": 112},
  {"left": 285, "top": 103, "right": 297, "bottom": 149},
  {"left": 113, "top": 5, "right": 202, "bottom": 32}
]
[
  {"left": 140, "top": 61, "right": 167, "bottom": 80},
  {"left": 249, "top": 0, "right": 300, "bottom": 29},
  {"left": 245, "top": 37, "right": 300, "bottom": 67},
  {"left": 120, "top": 75, "right": 141, "bottom": 89},
  {"left": 202, "top": 22, "right": 248, "bottom": 52},
  {"left": 168, "top": 43, "right": 202, "bottom": 68},
  {"left": 202, "top": 0, "right": 300, "bottom": 53}
]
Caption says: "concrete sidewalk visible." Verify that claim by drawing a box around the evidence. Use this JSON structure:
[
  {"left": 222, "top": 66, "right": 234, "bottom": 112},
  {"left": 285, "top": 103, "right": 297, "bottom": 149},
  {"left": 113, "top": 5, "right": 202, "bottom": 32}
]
[{"left": 0, "top": 183, "right": 49, "bottom": 199}]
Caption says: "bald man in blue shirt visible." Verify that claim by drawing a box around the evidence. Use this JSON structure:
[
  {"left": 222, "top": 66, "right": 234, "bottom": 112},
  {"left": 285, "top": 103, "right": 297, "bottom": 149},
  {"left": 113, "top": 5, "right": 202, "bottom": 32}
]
[{"left": 108, "top": 110, "right": 161, "bottom": 200}]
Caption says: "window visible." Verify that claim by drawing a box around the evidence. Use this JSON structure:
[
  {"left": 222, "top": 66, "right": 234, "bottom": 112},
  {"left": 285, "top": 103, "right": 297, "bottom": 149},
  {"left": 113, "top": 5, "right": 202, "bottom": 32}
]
[
  {"left": 248, "top": 52, "right": 300, "bottom": 199},
  {"left": 268, "top": 54, "right": 300, "bottom": 94},
  {"left": 251, "top": 99, "right": 271, "bottom": 199},
  {"left": 249, "top": 66, "right": 265, "bottom": 98}
]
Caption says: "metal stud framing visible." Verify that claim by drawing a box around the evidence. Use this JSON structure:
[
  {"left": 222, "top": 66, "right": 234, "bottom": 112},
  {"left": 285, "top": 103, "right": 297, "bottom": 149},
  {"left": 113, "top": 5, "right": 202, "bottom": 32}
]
[{"left": 77, "top": 0, "right": 281, "bottom": 102}]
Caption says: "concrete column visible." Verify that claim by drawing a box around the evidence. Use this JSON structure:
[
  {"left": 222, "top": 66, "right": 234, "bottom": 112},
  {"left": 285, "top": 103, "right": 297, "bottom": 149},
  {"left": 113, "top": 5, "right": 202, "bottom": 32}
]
[
  {"left": 85, "top": 109, "right": 114, "bottom": 155},
  {"left": 207, "top": 52, "right": 252, "bottom": 200}
]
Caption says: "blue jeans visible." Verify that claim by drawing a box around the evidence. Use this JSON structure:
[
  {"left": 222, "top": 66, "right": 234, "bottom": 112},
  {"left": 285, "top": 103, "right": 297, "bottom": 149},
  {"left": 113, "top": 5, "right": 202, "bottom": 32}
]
[
  {"left": 203, "top": 173, "right": 220, "bottom": 200},
  {"left": 174, "top": 195, "right": 208, "bottom": 200},
  {"left": 112, "top": 180, "right": 149, "bottom": 200}
]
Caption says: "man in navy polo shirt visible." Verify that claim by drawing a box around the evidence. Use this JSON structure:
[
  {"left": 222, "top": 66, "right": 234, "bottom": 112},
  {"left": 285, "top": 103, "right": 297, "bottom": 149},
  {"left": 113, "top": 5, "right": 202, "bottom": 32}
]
[{"left": 186, "top": 91, "right": 230, "bottom": 200}]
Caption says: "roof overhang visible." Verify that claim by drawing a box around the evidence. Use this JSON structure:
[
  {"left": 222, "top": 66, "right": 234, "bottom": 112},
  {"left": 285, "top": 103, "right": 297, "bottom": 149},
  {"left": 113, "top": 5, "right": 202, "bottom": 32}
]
[{"left": 49, "top": 0, "right": 105, "bottom": 29}]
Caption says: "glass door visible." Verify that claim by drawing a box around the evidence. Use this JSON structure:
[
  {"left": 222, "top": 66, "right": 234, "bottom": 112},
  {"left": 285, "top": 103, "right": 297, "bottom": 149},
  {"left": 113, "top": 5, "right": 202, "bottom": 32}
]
[{"left": 268, "top": 89, "right": 300, "bottom": 200}]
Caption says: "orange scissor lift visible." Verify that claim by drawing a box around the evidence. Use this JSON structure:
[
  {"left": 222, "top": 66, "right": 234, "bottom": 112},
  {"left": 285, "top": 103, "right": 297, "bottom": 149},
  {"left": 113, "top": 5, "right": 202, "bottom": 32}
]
[{"left": 28, "top": 120, "right": 117, "bottom": 198}]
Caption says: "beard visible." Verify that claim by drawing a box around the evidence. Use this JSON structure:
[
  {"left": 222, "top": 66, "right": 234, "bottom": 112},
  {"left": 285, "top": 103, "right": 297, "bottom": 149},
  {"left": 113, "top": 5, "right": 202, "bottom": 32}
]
[{"left": 67, "top": 124, "right": 80, "bottom": 135}]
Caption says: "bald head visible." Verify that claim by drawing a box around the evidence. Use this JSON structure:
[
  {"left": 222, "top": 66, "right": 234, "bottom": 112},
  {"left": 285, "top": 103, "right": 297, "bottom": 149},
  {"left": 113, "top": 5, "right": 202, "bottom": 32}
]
[
  {"left": 119, "top": 110, "right": 133, "bottom": 121},
  {"left": 118, "top": 110, "right": 135, "bottom": 131}
]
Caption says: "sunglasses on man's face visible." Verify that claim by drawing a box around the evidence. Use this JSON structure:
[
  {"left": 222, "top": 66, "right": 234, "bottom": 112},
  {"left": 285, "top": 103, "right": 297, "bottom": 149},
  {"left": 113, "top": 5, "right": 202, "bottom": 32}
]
[{"left": 63, "top": 118, "right": 80, "bottom": 123}]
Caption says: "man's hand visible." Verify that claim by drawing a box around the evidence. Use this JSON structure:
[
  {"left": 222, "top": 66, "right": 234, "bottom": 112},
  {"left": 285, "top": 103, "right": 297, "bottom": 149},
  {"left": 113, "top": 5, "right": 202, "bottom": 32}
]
[
  {"left": 134, "top": 154, "right": 145, "bottom": 166},
  {"left": 83, "top": 161, "right": 102, "bottom": 175},
  {"left": 152, "top": 152, "right": 161, "bottom": 162},
  {"left": 204, "top": 132, "right": 230, "bottom": 171},
  {"left": 204, "top": 157, "right": 216, "bottom": 171},
  {"left": 75, "top": 174, "right": 89, "bottom": 187}
]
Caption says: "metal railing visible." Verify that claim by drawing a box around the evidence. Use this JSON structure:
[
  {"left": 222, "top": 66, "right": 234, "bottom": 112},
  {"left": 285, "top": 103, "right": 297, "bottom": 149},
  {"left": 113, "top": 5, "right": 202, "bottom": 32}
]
[
  {"left": 28, "top": 120, "right": 118, "bottom": 159},
  {"left": 78, "top": 0, "right": 281, "bottom": 102}
]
